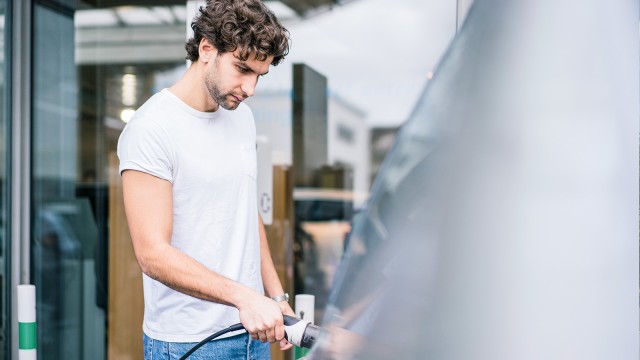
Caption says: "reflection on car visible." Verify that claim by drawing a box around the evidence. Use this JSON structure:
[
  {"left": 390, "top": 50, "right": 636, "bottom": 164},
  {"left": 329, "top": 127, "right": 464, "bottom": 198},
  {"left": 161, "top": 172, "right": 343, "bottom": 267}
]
[{"left": 293, "top": 188, "right": 360, "bottom": 324}]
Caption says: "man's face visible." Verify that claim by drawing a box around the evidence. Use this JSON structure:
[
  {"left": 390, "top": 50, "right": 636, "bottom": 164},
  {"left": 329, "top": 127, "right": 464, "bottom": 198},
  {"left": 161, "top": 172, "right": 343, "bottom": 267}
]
[{"left": 204, "top": 49, "right": 273, "bottom": 111}]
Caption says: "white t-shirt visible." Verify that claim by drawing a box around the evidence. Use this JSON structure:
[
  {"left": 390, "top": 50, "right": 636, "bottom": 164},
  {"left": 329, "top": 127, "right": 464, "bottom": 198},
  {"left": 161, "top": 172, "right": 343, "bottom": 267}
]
[{"left": 117, "top": 88, "right": 263, "bottom": 342}]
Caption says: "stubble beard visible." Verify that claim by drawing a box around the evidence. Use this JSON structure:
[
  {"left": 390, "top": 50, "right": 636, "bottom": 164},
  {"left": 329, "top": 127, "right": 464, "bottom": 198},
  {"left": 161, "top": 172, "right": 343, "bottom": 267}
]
[{"left": 204, "top": 57, "right": 238, "bottom": 111}]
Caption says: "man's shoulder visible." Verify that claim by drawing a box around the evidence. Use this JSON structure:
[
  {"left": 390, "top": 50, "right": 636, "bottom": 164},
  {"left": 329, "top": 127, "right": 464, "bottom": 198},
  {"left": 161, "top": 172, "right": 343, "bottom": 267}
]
[
  {"left": 128, "top": 90, "right": 183, "bottom": 128},
  {"left": 136, "top": 90, "right": 172, "bottom": 116}
]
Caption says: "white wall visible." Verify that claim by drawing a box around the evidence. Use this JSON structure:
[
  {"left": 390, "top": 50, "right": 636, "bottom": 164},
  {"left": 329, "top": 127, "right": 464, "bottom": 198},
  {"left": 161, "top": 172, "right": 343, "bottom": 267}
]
[
  {"left": 327, "top": 95, "right": 369, "bottom": 207},
  {"left": 245, "top": 91, "right": 293, "bottom": 165},
  {"left": 246, "top": 90, "right": 370, "bottom": 206}
]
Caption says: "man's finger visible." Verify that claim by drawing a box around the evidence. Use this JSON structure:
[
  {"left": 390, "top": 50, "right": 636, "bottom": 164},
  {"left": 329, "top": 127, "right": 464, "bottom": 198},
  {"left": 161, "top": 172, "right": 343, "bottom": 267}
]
[
  {"left": 266, "top": 328, "right": 276, "bottom": 343},
  {"left": 258, "top": 331, "right": 267, "bottom": 343},
  {"left": 274, "top": 324, "right": 285, "bottom": 343},
  {"left": 280, "top": 338, "right": 293, "bottom": 350}
]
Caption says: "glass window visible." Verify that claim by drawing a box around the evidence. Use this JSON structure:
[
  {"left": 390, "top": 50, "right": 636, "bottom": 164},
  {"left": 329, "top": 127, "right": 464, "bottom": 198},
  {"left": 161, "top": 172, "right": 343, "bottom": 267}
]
[{"left": 31, "top": 1, "right": 185, "bottom": 358}]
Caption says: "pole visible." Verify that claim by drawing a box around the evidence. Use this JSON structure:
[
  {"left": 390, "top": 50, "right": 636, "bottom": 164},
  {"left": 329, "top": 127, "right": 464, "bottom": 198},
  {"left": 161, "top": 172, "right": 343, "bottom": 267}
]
[{"left": 18, "top": 285, "right": 36, "bottom": 360}]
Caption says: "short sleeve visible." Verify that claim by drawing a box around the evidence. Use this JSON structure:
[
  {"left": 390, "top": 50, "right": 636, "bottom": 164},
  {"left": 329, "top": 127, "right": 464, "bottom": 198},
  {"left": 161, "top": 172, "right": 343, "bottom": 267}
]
[{"left": 117, "top": 115, "right": 174, "bottom": 182}]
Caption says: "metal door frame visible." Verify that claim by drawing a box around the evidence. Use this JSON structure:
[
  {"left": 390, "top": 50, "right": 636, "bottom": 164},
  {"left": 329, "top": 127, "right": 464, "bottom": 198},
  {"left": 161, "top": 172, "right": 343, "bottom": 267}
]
[{"left": 10, "top": 0, "right": 32, "bottom": 359}]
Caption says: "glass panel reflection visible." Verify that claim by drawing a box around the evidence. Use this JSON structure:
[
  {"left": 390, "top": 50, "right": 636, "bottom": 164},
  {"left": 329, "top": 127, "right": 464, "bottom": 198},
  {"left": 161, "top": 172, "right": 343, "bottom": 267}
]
[
  {"left": 32, "top": 1, "right": 185, "bottom": 359},
  {"left": 294, "top": 188, "right": 356, "bottom": 323}
]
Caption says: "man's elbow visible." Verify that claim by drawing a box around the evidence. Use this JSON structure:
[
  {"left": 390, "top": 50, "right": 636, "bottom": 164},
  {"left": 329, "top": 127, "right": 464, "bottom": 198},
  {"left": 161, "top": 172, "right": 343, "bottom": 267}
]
[
  {"left": 137, "top": 256, "right": 153, "bottom": 277},
  {"left": 134, "top": 242, "right": 167, "bottom": 278}
]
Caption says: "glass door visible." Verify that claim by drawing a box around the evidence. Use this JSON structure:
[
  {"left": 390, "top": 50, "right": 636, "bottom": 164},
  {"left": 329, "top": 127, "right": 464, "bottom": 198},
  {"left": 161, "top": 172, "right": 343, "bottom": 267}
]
[{"left": 31, "top": 1, "right": 185, "bottom": 358}]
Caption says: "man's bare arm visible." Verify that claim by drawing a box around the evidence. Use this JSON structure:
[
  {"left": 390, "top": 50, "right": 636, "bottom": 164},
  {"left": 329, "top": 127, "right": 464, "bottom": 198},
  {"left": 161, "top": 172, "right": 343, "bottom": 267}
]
[{"left": 122, "top": 169, "right": 284, "bottom": 342}]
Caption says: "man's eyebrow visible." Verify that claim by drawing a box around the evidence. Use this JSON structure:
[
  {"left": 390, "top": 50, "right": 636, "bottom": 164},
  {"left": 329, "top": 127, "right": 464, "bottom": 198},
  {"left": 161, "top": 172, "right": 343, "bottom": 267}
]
[{"left": 236, "top": 61, "right": 269, "bottom": 76}]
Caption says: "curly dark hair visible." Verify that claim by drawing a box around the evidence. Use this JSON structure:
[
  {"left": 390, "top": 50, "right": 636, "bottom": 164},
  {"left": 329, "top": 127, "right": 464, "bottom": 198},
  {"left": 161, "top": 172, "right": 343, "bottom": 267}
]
[{"left": 186, "top": 0, "right": 290, "bottom": 66}]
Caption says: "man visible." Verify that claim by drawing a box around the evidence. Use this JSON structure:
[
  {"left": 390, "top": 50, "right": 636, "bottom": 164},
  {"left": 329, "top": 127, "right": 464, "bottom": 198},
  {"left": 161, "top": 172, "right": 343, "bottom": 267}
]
[{"left": 117, "top": 1, "right": 292, "bottom": 358}]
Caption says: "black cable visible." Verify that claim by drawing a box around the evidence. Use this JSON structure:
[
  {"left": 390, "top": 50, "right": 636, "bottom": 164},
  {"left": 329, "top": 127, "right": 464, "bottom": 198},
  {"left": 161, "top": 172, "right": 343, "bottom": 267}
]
[{"left": 179, "top": 323, "right": 245, "bottom": 360}]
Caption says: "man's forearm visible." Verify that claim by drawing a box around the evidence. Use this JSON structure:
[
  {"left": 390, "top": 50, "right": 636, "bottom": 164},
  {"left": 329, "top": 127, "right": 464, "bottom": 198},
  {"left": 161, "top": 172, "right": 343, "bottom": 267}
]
[
  {"left": 139, "top": 234, "right": 289, "bottom": 344},
  {"left": 137, "top": 241, "right": 257, "bottom": 310}
]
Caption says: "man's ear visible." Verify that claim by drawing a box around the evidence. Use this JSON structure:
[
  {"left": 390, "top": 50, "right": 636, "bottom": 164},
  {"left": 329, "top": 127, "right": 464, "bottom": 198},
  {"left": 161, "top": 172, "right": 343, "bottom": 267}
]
[{"left": 198, "top": 38, "right": 218, "bottom": 63}]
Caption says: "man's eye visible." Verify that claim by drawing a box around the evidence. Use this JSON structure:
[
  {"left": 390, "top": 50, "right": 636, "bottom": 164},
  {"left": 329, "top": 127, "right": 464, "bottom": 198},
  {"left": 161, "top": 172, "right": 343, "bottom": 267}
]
[{"left": 238, "top": 66, "right": 249, "bottom": 73}]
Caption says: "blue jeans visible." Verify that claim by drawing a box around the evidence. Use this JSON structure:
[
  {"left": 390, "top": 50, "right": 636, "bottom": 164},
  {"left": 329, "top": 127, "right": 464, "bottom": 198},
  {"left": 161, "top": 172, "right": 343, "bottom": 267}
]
[{"left": 143, "top": 332, "right": 271, "bottom": 360}]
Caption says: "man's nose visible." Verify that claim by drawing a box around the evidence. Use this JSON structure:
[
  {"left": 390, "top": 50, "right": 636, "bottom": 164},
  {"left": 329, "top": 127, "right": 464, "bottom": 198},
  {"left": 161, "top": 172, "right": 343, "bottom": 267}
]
[{"left": 241, "top": 77, "right": 258, "bottom": 98}]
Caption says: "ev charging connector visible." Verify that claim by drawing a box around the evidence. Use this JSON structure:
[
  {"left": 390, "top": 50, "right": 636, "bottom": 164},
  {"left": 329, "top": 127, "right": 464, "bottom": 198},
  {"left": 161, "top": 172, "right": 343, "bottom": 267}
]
[{"left": 179, "top": 314, "right": 320, "bottom": 360}]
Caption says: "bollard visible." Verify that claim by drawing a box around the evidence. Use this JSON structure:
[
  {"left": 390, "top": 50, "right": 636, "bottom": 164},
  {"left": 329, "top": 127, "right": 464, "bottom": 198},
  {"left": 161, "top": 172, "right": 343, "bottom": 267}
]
[
  {"left": 18, "top": 285, "right": 36, "bottom": 360},
  {"left": 294, "top": 294, "right": 314, "bottom": 359}
]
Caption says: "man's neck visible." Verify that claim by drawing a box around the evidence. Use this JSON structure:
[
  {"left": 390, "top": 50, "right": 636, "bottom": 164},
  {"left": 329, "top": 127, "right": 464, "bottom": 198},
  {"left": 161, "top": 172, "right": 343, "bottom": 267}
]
[{"left": 169, "top": 64, "right": 219, "bottom": 113}]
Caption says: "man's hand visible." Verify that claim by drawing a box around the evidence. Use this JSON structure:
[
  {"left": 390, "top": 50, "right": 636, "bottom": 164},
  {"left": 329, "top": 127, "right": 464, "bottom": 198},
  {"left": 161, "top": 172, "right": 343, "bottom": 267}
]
[
  {"left": 237, "top": 293, "right": 285, "bottom": 344},
  {"left": 277, "top": 301, "right": 295, "bottom": 350}
]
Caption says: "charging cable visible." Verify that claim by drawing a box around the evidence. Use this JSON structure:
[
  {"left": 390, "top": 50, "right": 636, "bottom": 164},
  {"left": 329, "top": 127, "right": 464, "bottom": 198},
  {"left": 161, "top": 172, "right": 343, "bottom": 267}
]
[{"left": 179, "top": 315, "right": 320, "bottom": 359}]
